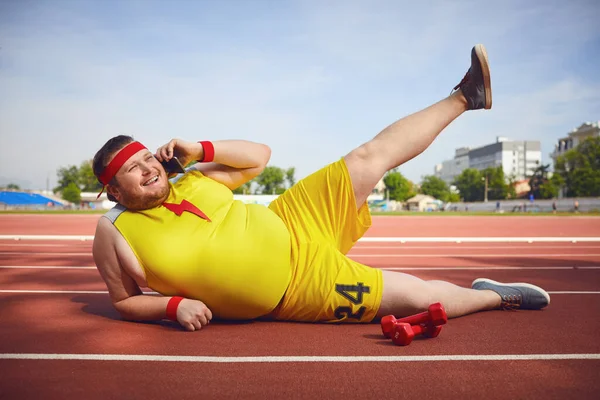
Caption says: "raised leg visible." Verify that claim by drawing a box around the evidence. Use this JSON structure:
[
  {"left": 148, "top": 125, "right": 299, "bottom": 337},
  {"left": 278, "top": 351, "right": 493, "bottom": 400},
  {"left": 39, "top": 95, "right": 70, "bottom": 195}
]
[
  {"left": 344, "top": 44, "right": 492, "bottom": 208},
  {"left": 345, "top": 91, "right": 468, "bottom": 208}
]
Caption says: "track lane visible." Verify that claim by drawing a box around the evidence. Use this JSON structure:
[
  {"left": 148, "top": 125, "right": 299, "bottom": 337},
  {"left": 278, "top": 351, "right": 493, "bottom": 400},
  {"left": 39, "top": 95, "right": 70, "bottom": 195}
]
[
  {"left": 1, "top": 268, "right": 600, "bottom": 292},
  {"left": 3, "top": 214, "right": 600, "bottom": 399},
  {"left": 1, "top": 294, "right": 599, "bottom": 356},
  {"left": 2, "top": 215, "right": 600, "bottom": 236},
  {"left": 1, "top": 359, "right": 599, "bottom": 400}
]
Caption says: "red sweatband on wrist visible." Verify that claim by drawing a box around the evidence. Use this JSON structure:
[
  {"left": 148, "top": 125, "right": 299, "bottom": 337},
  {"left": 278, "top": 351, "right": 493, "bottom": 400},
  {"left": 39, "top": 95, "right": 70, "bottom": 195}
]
[
  {"left": 199, "top": 141, "right": 214, "bottom": 163},
  {"left": 166, "top": 296, "right": 184, "bottom": 321}
]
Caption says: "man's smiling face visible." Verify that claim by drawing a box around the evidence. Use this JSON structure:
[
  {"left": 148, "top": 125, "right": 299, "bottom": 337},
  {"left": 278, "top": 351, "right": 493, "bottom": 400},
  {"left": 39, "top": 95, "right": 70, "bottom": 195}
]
[{"left": 107, "top": 148, "right": 171, "bottom": 210}]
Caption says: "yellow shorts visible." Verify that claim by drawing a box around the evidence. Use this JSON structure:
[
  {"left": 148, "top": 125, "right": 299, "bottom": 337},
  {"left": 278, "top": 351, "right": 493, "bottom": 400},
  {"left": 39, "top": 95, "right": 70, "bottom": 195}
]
[{"left": 267, "top": 158, "right": 383, "bottom": 323}]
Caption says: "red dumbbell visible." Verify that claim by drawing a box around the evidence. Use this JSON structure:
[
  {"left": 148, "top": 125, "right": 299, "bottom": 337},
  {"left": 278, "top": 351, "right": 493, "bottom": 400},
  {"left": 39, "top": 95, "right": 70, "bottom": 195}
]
[
  {"left": 380, "top": 303, "right": 447, "bottom": 338},
  {"left": 392, "top": 323, "right": 442, "bottom": 346}
]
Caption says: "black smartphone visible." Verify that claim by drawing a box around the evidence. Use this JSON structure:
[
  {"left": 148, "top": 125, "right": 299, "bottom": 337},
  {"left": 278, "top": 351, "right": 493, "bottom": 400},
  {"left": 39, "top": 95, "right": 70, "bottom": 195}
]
[{"left": 161, "top": 157, "right": 186, "bottom": 174}]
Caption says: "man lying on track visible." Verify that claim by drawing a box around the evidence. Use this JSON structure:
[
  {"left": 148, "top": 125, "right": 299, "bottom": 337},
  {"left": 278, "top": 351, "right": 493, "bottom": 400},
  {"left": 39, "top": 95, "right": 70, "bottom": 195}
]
[{"left": 92, "top": 44, "right": 550, "bottom": 332}]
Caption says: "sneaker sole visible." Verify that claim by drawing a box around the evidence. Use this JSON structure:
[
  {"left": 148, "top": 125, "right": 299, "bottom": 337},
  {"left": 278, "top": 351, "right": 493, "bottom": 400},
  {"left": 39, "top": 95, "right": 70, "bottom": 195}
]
[
  {"left": 474, "top": 44, "right": 492, "bottom": 110},
  {"left": 471, "top": 278, "right": 550, "bottom": 305}
]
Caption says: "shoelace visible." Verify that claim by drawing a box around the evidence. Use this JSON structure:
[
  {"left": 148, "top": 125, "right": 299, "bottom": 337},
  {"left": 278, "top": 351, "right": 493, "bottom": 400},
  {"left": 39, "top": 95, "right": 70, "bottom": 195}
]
[
  {"left": 451, "top": 69, "right": 471, "bottom": 93},
  {"left": 501, "top": 294, "right": 522, "bottom": 311}
]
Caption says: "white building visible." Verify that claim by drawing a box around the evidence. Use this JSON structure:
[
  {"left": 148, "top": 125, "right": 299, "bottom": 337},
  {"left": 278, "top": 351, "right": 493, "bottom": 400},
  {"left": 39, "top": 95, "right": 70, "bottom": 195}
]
[
  {"left": 434, "top": 147, "right": 470, "bottom": 186},
  {"left": 551, "top": 121, "right": 599, "bottom": 163},
  {"left": 435, "top": 137, "right": 542, "bottom": 186},
  {"left": 550, "top": 121, "right": 599, "bottom": 198}
]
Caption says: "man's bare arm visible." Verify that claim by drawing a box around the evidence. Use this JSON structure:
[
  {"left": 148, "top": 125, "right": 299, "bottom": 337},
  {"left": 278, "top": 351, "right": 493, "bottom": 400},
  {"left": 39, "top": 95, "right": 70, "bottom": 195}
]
[
  {"left": 155, "top": 139, "right": 271, "bottom": 190},
  {"left": 93, "top": 217, "right": 212, "bottom": 330}
]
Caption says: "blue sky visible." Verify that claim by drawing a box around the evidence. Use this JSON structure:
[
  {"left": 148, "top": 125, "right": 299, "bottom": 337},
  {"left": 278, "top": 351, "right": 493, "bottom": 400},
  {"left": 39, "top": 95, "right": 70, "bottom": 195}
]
[{"left": 1, "top": 0, "right": 599, "bottom": 190}]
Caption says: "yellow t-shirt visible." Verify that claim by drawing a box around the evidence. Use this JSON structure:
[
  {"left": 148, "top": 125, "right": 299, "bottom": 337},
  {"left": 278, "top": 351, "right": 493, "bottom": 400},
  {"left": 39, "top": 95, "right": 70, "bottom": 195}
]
[{"left": 105, "top": 170, "right": 292, "bottom": 320}]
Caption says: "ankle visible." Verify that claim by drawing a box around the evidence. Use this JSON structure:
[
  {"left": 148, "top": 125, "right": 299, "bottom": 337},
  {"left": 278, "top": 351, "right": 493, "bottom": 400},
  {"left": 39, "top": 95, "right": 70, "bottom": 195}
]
[{"left": 450, "top": 89, "right": 469, "bottom": 111}]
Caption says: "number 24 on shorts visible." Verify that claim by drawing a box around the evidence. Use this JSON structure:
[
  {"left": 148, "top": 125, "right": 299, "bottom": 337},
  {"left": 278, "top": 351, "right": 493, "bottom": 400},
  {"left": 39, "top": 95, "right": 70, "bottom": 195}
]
[{"left": 333, "top": 282, "right": 370, "bottom": 321}]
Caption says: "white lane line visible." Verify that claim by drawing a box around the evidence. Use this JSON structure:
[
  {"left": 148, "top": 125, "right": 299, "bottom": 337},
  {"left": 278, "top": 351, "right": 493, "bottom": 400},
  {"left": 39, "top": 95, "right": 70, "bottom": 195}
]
[
  {"left": 353, "top": 245, "right": 600, "bottom": 249},
  {"left": 351, "top": 254, "right": 600, "bottom": 258},
  {"left": 382, "top": 267, "right": 600, "bottom": 270},
  {"left": 0, "top": 243, "right": 90, "bottom": 248},
  {"left": 0, "top": 266, "right": 96, "bottom": 269},
  {"left": 2, "top": 265, "right": 600, "bottom": 271},
  {"left": 2, "top": 235, "right": 600, "bottom": 243},
  {"left": 0, "top": 290, "right": 597, "bottom": 295},
  {"left": 548, "top": 291, "right": 600, "bottom": 294},
  {"left": 0, "top": 252, "right": 91, "bottom": 256},
  {"left": 0, "top": 353, "right": 598, "bottom": 362},
  {"left": 3, "top": 252, "right": 600, "bottom": 258},
  {"left": 360, "top": 237, "right": 600, "bottom": 243},
  {"left": 0, "top": 235, "right": 94, "bottom": 241}
]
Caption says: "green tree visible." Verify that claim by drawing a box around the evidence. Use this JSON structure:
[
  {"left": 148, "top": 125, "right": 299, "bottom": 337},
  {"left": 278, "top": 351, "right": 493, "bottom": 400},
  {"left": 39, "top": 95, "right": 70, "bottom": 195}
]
[
  {"left": 61, "top": 182, "right": 81, "bottom": 204},
  {"left": 453, "top": 168, "right": 484, "bottom": 202},
  {"left": 446, "top": 192, "right": 461, "bottom": 202},
  {"left": 255, "top": 166, "right": 286, "bottom": 194},
  {"left": 78, "top": 160, "right": 103, "bottom": 192},
  {"left": 420, "top": 175, "right": 450, "bottom": 201},
  {"left": 285, "top": 167, "right": 296, "bottom": 188},
  {"left": 232, "top": 181, "right": 253, "bottom": 195},
  {"left": 383, "top": 170, "right": 415, "bottom": 201},
  {"left": 555, "top": 136, "right": 600, "bottom": 197},
  {"left": 6, "top": 183, "right": 20, "bottom": 190},
  {"left": 483, "top": 166, "right": 509, "bottom": 200},
  {"left": 54, "top": 165, "right": 79, "bottom": 193},
  {"left": 506, "top": 173, "right": 518, "bottom": 199},
  {"left": 528, "top": 164, "right": 555, "bottom": 199}
]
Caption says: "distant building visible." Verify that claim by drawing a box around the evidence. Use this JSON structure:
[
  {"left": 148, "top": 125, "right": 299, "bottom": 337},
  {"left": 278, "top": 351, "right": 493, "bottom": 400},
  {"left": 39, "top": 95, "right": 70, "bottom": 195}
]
[
  {"left": 405, "top": 194, "right": 440, "bottom": 212},
  {"left": 434, "top": 137, "right": 542, "bottom": 186},
  {"left": 550, "top": 121, "right": 599, "bottom": 198},
  {"left": 551, "top": 121, "right": 599, "bottom": 163},
  {"left": 434, "top": 147, "right": 470, "bottom": 186}
]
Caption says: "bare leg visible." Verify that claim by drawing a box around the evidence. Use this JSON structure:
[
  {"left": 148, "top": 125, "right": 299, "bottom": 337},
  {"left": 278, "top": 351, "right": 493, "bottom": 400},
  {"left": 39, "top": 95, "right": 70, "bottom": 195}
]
[
  {"left": 375, "top": 270, "right": 501, "bottom": 320},
  {"left": 345, "top": 91, "right": 468, "bottom": 208}
]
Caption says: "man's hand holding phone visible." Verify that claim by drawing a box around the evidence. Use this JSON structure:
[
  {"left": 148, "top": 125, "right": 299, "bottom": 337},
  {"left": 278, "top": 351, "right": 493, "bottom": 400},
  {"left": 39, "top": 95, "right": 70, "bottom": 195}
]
[
  {"left": 160, "top": 157, "right": 186, "bottom": 174},
  {"left": 155, "top": 139, "right": 203, "bottom": 168}
]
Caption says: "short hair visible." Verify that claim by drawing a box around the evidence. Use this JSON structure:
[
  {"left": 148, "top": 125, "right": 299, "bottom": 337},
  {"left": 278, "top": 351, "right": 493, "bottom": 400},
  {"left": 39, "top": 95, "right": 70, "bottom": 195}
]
[{"left": 92, "top": 135, "right": 135, "bottom": 202}]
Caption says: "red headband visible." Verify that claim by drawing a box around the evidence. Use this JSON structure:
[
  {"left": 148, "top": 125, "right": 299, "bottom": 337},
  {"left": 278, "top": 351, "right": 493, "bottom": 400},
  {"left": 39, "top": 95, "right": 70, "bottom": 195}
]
[{"left": 97, "top": 141, "right": 147, "bottom": 198}]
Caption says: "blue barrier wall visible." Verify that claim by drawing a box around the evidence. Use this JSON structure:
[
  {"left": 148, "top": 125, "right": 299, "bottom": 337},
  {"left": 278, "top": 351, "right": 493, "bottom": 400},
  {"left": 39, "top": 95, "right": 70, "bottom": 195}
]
[{"left": 0, "top": 192, "right": 63, "bottom": 206}]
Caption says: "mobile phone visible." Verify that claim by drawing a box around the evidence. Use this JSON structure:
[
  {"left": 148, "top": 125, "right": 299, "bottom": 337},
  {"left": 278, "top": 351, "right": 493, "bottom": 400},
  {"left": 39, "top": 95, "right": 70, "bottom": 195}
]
[{"left": 161, "top": 157, "right": 186, "bottom": 174}]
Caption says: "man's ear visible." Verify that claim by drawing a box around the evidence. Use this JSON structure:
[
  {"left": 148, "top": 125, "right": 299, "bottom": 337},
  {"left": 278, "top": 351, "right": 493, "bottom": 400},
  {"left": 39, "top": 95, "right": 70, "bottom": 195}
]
[{"left": 107, "top": 185, "right": 121, "bottom": 202}]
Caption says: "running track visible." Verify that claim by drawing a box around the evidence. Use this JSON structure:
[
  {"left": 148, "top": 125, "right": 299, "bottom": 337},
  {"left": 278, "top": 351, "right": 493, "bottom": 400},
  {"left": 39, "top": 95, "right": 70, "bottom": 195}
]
[{"left": 1, "top": 214, "right": 599, "bottom": 399}]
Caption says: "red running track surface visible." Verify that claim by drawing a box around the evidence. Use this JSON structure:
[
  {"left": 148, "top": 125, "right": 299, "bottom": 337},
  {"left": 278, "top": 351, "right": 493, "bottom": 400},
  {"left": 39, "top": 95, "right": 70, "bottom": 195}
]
[{"left": 1, "top": 214, "right": 599, "bottom": 399}]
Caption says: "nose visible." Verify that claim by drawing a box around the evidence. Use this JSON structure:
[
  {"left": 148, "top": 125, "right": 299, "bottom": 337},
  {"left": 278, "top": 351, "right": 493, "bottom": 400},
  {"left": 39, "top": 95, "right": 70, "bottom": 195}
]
[{"left": 139, "top": 162, "right": 153, "bottom": 174}]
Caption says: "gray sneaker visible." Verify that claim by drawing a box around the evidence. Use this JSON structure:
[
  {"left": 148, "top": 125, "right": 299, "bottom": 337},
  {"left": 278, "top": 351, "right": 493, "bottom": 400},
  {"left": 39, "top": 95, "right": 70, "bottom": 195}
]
[
  {"left": 472, "top": 278, "right": 550, "bottom": 310},
  {"left": 452, "top": 44, "right": 492, "bottom": 110}
]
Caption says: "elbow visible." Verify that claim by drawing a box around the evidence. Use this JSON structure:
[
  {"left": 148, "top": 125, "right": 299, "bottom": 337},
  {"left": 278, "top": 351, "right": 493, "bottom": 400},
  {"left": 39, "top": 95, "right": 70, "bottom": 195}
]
[
  {"left": 113, "top": 300, "right": 136, "bottom": 321},
  {"left": 259, "top": 144, "right": 271, "bottom": 167}
]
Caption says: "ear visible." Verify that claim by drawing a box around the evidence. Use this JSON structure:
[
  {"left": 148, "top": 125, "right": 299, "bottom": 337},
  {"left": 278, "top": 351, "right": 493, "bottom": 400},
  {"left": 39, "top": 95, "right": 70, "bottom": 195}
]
[{"left": 107, "top": 184, "right": 121, "bottom": 202}]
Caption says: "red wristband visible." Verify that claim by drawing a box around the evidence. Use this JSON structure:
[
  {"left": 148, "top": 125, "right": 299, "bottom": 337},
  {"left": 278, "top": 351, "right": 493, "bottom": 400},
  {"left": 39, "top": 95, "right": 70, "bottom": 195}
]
[
  {"left": 198, "top": 141, "right": 214, "bottom": 163},
  {"left": 166, "top": 296, "right": 184, "bottom": 321}
]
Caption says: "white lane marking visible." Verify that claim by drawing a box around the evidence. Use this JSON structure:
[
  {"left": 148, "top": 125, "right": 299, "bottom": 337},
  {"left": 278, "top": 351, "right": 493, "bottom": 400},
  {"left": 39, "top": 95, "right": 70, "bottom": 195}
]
[
  {"left": 0, "top": 290, "right": 597, "bottom": 295},
  {"left": 2, "top": 265, "right": 600, "bottom": 271},
  {"left": 353, "top": 245, "right": 600, "bottom": 249},
  {"left": 2, "top": 252, "right": 600, "bottom": 258},
  {"left": 0, "top": 353, "right": 598, "bottom": 362},
  {"left": 0, "top": 290, "right": 159, "bottom": 294},
  {"left": 2, "top": 235, "right": 600, "bottom": 243},
  {"left": 351, "top": 254, "right": 600, "bottom": 258},
  {"left": 359, "top": 237, "right": 600, "bottom": 243},
  {"left": 0, "top": 266, "right": 96, "bottom": 269},
  {"left": 0, "top": 235, "right": 94, "bottom": 241},
  {"left": 548, "top": 291, "right": 600, "bottom": 294},
  {"left": 0, "top": 252, "right": 91, "bottom": 256},
  {"left": 382, "top": 267, "right": 600, "bottom": 270},
  {"left": 0, "top": 243, "right": 90, "bottom": 248}
]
